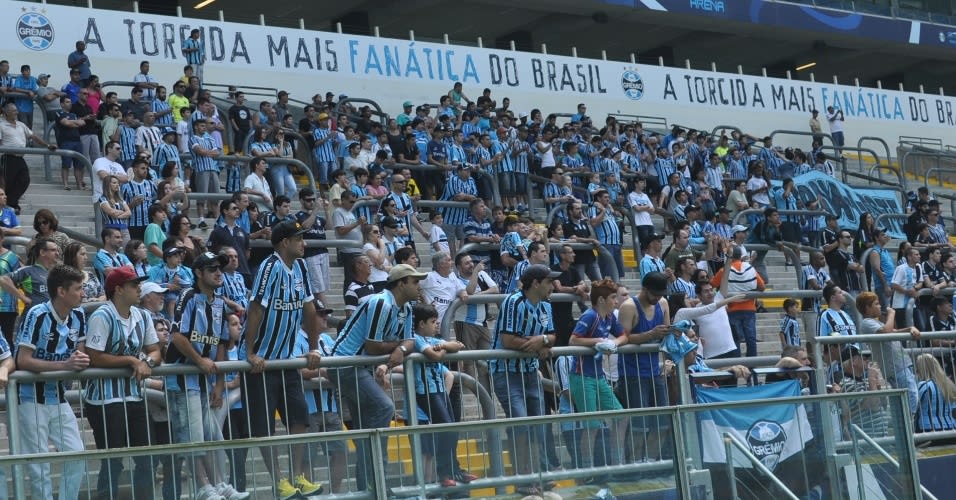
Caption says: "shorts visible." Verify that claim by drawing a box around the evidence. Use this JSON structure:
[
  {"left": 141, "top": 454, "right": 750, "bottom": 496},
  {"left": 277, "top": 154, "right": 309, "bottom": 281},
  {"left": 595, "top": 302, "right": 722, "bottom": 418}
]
[
  {"left": 305, "top": 253, "right": 330, "bottom": 294},
  {"left": 167, "top": 389, "right": 217, "bottom": 452},
  {"left": 497, "top": 171, "right": 516, "bottom": 197},
  {"left": 243, "top": 368, "right": 310, "bottom": 437},
  {"left": 444, "top": 224, "right": 463, "bottom": 241},
  {"left": 59, "top": 141, "right": 83, "bottom": 170},
  {"left": 308, "top": 410, "right": 346, "bottom": 454},
  {"left": 568, "top": 374, "right": 622, "bottom": 428},
  {"left": 514, "top": 172, "right": 528, "bottom": 197},
  {"left": 193, "top": 170, "right": 221, "bottom": 194}
]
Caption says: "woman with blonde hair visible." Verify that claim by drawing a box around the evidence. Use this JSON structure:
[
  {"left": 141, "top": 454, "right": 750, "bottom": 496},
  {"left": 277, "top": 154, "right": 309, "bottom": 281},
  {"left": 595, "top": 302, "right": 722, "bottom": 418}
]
[
  {"left": 98, "top": 174, "right": 131, "bottom": 244},
  {"left": 915, "top": 353, "right": 956, "bottom": 432}
]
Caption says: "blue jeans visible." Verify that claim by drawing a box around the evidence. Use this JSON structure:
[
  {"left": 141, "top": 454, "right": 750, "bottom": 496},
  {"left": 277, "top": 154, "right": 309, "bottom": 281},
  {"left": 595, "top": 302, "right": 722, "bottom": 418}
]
[
  {"left": 270, "top": 164, "right": 297, "bottom": 199},
  {"left": 313, "top": 159, "right": 335, "bottom": 185},
  {"left": 728, "top": 311, "right": 757, "bottom": 357},
  {"left": 493, "top": 371, "right": 546, "bottom": 473},
  {"left": 327, "top": 366, "right": 395, "bottom": 493}
]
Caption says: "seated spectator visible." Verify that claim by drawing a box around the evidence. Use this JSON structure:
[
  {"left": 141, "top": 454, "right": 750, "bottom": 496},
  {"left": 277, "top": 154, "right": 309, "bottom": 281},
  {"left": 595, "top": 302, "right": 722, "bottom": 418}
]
[
  {"left": 64, "top": 241, "right": 105, "bottom": 303},
  {"left": 124, "top": 239, "right": 150, "bottom": 278},
  {"left": 25, "top": 209, "right": 71, "bottom": 256},
  {"left": 167, "top": 214, "right": 204, "bottom": 267},
  {"left": 914, "top": 353, "right": 956, "bottom": 433},
  {"left": 840, "top": 345, "right": 889, "bottom": 437}
]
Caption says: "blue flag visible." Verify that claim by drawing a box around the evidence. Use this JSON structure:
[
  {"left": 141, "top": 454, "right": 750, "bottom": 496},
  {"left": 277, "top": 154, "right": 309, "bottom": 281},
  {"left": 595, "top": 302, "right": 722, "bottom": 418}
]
[{"left": 696, "top": 380, "right": 813, "bottom": 471}]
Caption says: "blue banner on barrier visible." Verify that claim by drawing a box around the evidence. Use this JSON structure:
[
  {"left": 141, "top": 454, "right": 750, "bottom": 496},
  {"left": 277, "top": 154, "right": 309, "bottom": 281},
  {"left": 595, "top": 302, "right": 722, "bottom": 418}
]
[
  {"left": 770, "top": 171, "right": 904, "bottom": 239},
  {"left": 696, "top": 380, "right": 812, "bottom": 471}
]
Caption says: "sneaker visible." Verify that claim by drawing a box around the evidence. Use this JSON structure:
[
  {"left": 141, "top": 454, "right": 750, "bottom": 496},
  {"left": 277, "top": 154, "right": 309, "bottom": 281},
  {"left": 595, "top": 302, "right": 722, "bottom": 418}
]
[
  {"left": 293, "top": 474, "right": 324, "bottom": 497},
  {"left": 197, "top": 483, "right": 225, "bottom": 500},
  {"left": 216, "top": 482, "right": 250, "bottom": 500},
  {"left": 517, "top": 203, "right": 527, "bottom": 213},
  {"left": 454, "top": 470, "right": 478, "bottom": 483},
  {"left": 440, "top": 477, "right": 458, "bottom": 487},
  {"left": 276, "top": 477, "right": 302, "bottom": 500},
  {"left": 198, "top": 220, "right": 209, "bottom": 229}
]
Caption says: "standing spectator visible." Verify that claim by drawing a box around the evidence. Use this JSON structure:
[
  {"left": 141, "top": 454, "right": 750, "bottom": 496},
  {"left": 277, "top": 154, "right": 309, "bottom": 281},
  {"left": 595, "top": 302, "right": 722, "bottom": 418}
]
[
  {"left": 550, "top": 244, "right": 589, "bottom": 347},
  {"left": 0, "top": 230, "right": 20, "bottom": 346},
  {"left": 217, "top": 247, "right": 249, "bottom": 316},
  {"left": 98, "top": 174, "right": 131, "bottom": 242},
  {"left": 151, "top": 86, "right": 173, "bottom": 128},
  {"left": 122, "top": 159, "right": 157, "bottom": 241},
  {"left": 242, "top": 220, "right": 324, "bottom": 499},
  {"left": 228, "top": 92, "right": 253, "bottom": 154},
  {"left": 132, "top": 61, "right": 158, "bottom": 101},
  {"left": 334, "top": 191, "right": 366, "bottom": 292},
  {"left": 420, "top": 252, "right": 466, "bottom": 324},
  {"left": 54, "top": 95, "right": 87, "bottom": 190},
  {"left": 0, "top": 101, "right": 56, "bottom": 213},
  {"left": 312, "top": 113, "right": 337, "bottom": 186},
  {"left": 711, "top": 246, "right": 763, "bottom": 357},
  {"left": 617, "top": 271, "right": 672, "bottom": 462},
  {"left": 809, "top": 109, "right": 824, "bottom": 146},
  {"left": 747, "top": 207, "right": 784, "bottom": 283},
  {"left": 869, "top": 230, "right": 895, "bottom": 308},
  {"left": 857, "top": 291, "right": 920, "bottom": 414},
  {"left": 0, "top": 237, "right": 59, "bottom": 307},
  {"left": 674, "top": 281, "right": 746, "bottom": 360},
  {"left": 63, "top": 241, "right": 105, "bottom": 303},
  {"left": 890, "top": 247, "right": 925, "bottom": 328},
  {"left": 182, "top": 29, "right": 206, "bottom": 80},
  {"left": 36, "top": 73, "right": 65, "bottom": 122},
  {"left": 453, "top": 253, "right": 499, "bottom": 389},
  {"left": 190, "top": 118, "right": 222, "bottom": 229},
  {"left": 11, "top": 64, "right": 38, "bottom": 128},
  {"left": 590, "top": 189, "right": 624, "bottom": 279},
  {"left": 328, "top": 264, "right": 426, "bottom": 495},
  {"left": 135, "top": 111, "right": 162, "bottom": 161},
  {"left": 826, "top": 105, "right": 845, "bottom": 153},
  {"left": 15, "top": 265, "right": 89, "bottom": 500},
  {"left": 82, "top": 267, "right": 160, "bottom": 499},
  {"left": 67, "top": 41, "right": 91, "bottom": 85},
  {"left": 462, "top": 198, "right": 500, "bottom": 263},
  {"left": 801, "top": 251, "right": 833, "bottom": 315},
  {"left": 165, "top": 251, "right": 246, "bottom": 500},
  {"left": 296, "top": 188, "right": 331, "bottom": 307},
  {"left": 144, "top": 204, "right": 168, "bottom": 267},
  {"left": 628, "top": 176, "right": 655, "bottom": 251},
  {"left": 490, "top": 264, "right": 561, "bottom": 495},
  {"left": 563, "top": 202, "right": 601, "bottom": 281},
  {"left": 343, "top": 255, "right": 376, "bottom": 318},
  {"left": 386, "top": 172, "right": 429, "bottom": 246},
  {"left": 242, "top": 157, "right": 273, "bottom": 209},
  {"left": 207, "top": 199, "right": 252, "bottom": 287},
  {"left": 828, "top": 229, "right": 866, "bottom": 298},
  {"left": 0, "top": 188, "right": 22, "bottom": 238},
  {"left": 439, "top": 165, "right": 478, "bottom": 256}
]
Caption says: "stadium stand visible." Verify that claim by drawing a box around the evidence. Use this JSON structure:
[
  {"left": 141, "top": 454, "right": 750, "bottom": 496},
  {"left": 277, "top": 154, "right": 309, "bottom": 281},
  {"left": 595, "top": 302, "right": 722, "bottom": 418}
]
[{"left": 3, "top": 1, "right": 956, "bottom": 499}]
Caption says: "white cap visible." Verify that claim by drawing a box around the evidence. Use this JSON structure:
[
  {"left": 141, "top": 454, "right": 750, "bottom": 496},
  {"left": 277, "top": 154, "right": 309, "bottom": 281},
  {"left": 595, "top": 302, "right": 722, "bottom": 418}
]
[
  {"left": 139, "top": 281, "right": 169, "bottom": 299},
  {"left": 731, "top": 225, "right": 748, "bottom": 233}
]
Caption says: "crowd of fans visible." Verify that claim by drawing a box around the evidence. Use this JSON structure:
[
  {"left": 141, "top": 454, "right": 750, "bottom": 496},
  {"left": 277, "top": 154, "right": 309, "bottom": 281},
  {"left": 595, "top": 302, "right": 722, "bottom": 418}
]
[{"left": 0, "top": 38, "right": 955, "bottom": 499}]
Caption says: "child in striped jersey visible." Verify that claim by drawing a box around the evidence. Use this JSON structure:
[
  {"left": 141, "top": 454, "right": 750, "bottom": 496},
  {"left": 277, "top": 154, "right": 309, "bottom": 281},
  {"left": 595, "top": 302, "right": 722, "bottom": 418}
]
[
  {"left": 148, "top": 244, "right": 194, "bottom": 319},
  {"left": 779, "top": 299, "right": 801, "bottom": 348}
]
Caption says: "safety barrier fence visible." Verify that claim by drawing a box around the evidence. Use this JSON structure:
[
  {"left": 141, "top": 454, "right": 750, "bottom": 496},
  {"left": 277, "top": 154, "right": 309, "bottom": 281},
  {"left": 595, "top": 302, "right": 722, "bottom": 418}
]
[{"left": 0, "top": 340, "right": 923, "bottom": 499}]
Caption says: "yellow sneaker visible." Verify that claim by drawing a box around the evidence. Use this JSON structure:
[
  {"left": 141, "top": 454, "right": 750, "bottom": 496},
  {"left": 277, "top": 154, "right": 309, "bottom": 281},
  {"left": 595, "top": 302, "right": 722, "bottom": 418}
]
[
  {"left": 276, "top": 477, "right": 301, "bottom": 500},
  {"left": 294, "top": 474, "right": 324, "bottom": 497}
]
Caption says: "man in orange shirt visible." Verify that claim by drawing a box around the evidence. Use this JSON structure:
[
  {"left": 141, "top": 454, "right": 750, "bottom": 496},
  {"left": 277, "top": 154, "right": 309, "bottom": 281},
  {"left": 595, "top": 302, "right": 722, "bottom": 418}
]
[{"left": 711, "top": 246, "right": 765, "bottom": 357}]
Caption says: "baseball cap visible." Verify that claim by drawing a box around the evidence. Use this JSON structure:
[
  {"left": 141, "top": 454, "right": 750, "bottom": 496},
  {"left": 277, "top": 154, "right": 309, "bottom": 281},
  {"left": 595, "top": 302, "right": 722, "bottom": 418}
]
[
  {"left": 317, "top": 112, "right": 329, "bottom": 121},
  {"left": 163, "top": 246, "right": 183, "bottom": 259},
  {"left": 271, "top": 220, "right": 308, "bottom": 245},
  {"left": 642, "top": 271, "right": 669, "bottom": 296},
  {"left": 192, "top": 251, "right": 228, "bottom": 271},
  {"left": 388, "top": 264, "right": 428, "bottom": 283},
  {"left": 732, "top": 224, "right": 749, "bottom": 233},
  {"left": 38, "top": 73, "right": 50, "bottom": 80},
  {"left": 402, "top": 100, "right": 413, "bottom": 108},
  {"left": 519, "top": 264, "right": 561, "bottom": 286},
  {"left": 139, "top": 281, "right": 168, "bottom": 299},
  {"left": 315, "top": 299, "right": 333, "bottom": 316},
  {"left": 518, "top": 111, "right": 528, "bottom": 118},
  {"left": 610, "top": 147, "right": 622, "bottom": 156},
  {"left": 105, "top": 266, "right": 146, "bottom": 297},
  {"left": 161, "top": 127, "right": 177, "bottom": 138}
]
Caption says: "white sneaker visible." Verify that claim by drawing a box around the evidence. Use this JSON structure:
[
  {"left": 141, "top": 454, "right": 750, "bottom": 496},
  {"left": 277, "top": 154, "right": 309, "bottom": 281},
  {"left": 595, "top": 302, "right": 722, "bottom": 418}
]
[
  {"left": 197, "top": 483, "right": 225, "bottom": 500},
  {"left": 216, "top": 482, "right": 250, "bottom": 500}
]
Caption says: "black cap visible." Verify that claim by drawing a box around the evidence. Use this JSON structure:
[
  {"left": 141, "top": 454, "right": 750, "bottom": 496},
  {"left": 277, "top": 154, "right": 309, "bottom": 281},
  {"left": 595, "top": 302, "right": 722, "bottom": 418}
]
[
  {"left": 685, "top": 204, "right": 701, "bottom": 213},
  {"left": 642, "top": 271, "right": 669, "bottom": 296},
  {"left": 192, "top": 251, "right": 228, "bottom": 271},
  {"left": 519, "top": 264, "right": 561, "bottom": 287},
  {"left": 271, "top": 220, "right": 308, "bottom": 245}
]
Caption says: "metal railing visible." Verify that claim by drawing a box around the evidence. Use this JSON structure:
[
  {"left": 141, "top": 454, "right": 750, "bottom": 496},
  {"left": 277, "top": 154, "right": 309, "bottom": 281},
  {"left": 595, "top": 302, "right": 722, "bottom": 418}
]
[
  {"left": 455, "top": 240, "right": 621, "bottom": 281},
  {"left": 0, "top": 146, "right": 96, "bottom": 188},
  {"left": 724, "top": 432, "right": 800, "bottom": 500}
]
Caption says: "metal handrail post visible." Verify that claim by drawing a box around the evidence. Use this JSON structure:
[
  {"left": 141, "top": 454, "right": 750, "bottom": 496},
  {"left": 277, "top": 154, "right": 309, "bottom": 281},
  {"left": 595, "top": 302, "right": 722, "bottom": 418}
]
[
  {"left": 769, "top": 129, "right": 835, "bottom": 149},
  {"left": 0, "top": 146, "right": 96, "bottom": 187},
  {"left": 6, "top": 372, "right": 22, "bottom": 499},
  {"left": 857, "top": 136, "right": 892, "bottom": 167},
  {"left": 439, "top": 293, "right": 580, "bottom": 340},
  {"left": 723, "top": 432, "right": 800, "bottom": 500}
]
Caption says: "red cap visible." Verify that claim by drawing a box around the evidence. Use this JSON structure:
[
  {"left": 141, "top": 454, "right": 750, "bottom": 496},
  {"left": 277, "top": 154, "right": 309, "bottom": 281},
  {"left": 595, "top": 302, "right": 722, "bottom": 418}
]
[{"left": 105, "top": 266, "right": 146, "bottom": 297}]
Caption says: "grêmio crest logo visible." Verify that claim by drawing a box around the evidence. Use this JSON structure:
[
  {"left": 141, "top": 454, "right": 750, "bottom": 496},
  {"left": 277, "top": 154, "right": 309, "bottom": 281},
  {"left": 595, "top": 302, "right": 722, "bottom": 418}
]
[
  {"left": 17, "top": 9, "right": 55, "bottom": 51},
  {"left": 746, "top": 420, "right": 787, "bottom": 471},
  {"left": 621, "top": 68, "right": 644, "bottom": 101},
  {"left": 689, "top": 0, "right": 726, "bottom": 13}
]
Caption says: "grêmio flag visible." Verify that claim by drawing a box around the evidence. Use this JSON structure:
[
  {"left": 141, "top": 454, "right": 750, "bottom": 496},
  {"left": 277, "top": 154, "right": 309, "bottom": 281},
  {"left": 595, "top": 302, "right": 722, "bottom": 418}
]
[{"left": 696, "top": 380, "right": 813, "bottom": 471}]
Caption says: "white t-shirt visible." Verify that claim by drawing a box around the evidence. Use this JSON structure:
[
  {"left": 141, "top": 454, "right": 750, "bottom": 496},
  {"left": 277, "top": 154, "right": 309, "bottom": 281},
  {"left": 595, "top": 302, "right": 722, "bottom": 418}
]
[
  {"left": 673, "top": 300, "right": 737, "bottom": 358},
  {"left": 243, "top": 173, "right": 272, "bottom": 209},
  {"left": 429, "top": 225, "right": 449, "bottom": 253},
  {"left": 421, "top": 271, "right": 465, "bottom": 322},
  {"left": 92, "top": 157, "right": 126, "bottom": 203},
  {"left": 537, "top": 141, "right": 555, "bottom": 168},
  {"left": 747, "top": 176, "right": 770, "bottom": 206},
  {"left": 827, "top": 109, "right": 844, "bottom": 133},
  {"left": 890, "top": 263, "right": 919, "bottom": 309},
  {"left": 363, "top": 242, "right": 391, "bottom": 283},
  {"left": 627, "top": 191, "right": 653, "bottom": 226}
]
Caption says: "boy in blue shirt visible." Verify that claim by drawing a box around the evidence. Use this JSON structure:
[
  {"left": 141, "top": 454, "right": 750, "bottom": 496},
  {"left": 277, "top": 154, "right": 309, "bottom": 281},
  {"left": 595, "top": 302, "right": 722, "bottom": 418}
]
[
  {"left": 412, "top": 304, "right": 468, "bottom": 488},
  {"left": 779, "top": 298, "right": 802, "bottom": 348}
]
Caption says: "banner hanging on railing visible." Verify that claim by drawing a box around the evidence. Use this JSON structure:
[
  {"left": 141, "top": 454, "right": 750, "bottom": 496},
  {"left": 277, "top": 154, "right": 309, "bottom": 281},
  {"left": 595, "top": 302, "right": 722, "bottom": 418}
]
[
  {"left": 771, "top": 171, "right": 905, "bottom": 239},
  {"left": 696, "top": 380, "right": 812, "bottom": 470}
]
